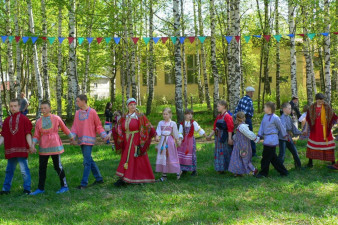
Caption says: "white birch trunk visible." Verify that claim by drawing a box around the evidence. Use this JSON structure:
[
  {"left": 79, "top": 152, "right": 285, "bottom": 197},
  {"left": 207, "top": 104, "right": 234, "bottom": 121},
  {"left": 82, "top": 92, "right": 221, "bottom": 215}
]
[
  {"left": 57, "top": 4, "right": 63, "bottom": 117},
  {"left": 41, "top": 0, "right": 50, "bottom": 101},
  {"left": 146, "top": 0, "right": 155, "bottom": 115},
  {"left": 5, "top": 0, "right": 15, "bottom": 99},
  {"left": 288, "top": 0, "right": 297, "bottom": 97},
  {"left": 181, "top": 0, "right": 188, "bottom": 110},
  {"left": 193, "top": 0, "right": 203, "bottom": 104},
  {"left": 323, "top": 0, "right": 331, "bottom": 103},
  {"left": 14, "top": 0, "right": 22, "bottom": 98}
]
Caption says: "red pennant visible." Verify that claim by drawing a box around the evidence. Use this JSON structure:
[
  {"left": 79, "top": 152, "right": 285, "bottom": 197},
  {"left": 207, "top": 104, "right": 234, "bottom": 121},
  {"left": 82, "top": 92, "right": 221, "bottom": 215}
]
[
  {"left": 297, "top": 34, "right": 305, "bottom": 37},
  {"left": 334, "top": 32, "right": 338, "bottom": 35},
  {"left": 263, "top": 35, "right": 271, "bottom": 42},
  {"left": 41, "top": 37, "right": 47, "bottom": 41},
  {"left": 235, "top": 36, "right": 241, "bottom": 43},
  {"left": 131, "top": 37, "right": 139, "bottom": 44},
  {"left": 68, "top": 37, "right": 75, "bottom": 44},
  {"left": 161, "top": 37, "right": 169, "bottom": 44},
  {"left": 15, "top": 36, "right": 21, "bottom": 42},
  {"left": 96, "top": 37, "right": 103, "bottom": 44},
  {"left": 188, "top": 37, "right": 195, "bottom": 43}
]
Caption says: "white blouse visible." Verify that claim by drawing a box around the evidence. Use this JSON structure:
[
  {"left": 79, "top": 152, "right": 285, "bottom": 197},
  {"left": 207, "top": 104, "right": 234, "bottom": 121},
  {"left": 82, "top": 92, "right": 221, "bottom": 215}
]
[
  {"left": 156, "top": 120, "right": 179, "bottom": 139},
  {"left": 178, "top": 121, "right": 205, "bottom": 139},
  {"left": 238, "top": 124, "right": 260, "bottom": 143}
]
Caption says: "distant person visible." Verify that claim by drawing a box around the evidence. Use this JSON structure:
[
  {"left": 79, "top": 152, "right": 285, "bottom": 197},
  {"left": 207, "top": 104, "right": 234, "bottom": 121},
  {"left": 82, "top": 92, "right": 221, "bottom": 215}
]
[
  {"left": 104, "top": 102, "right": 113, "bottom": 144},
  {"left": 289, "top": 96, "right": 301, "bottom": 129},
  {"left": 20, "top": 92, "right": 29, "bottom": 116},
  {"left": 298, "top": 105, "right": 310, "bottom": 140},
  {"left": 234, "top": 86, "right": 256, "bottom": 156}
]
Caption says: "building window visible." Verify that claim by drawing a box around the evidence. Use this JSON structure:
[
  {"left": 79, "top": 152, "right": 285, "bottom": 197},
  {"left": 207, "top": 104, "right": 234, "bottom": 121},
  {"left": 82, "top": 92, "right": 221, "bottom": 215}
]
[
  {"left": 164, "top": 64, "right": 175, "bottom": 84},
  {"left": 186, "top": 54, "right": 198, "bottom": 84},
  {"left": 280, "top": 76, "right": 288, "bottom": 83},
  {"left": 94, "top": 83, "right": 98, "bottom": 88},
  {"left": 261, "top": 76, "right": 272, "bottom": 83}
]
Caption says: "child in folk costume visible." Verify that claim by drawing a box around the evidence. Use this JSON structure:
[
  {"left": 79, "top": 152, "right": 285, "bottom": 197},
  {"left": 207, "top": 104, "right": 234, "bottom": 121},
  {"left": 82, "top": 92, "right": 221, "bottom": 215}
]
[
  {"left": 0, "top": 99, "right": 35, "bottom": 195},
  {"left": 256, "top": 102, "right": 289, "bottom": 178},
  {"left": 298, "top": 105, "right": 310, "bottom": 140},
  {"left": 206, "top": 100, "right": 234, "bottom": 173},
  {"left": 71, "top": 94, "right": 110, "bottom": 189},
  {"left": 278, "top": 102, "right": 302, "bottom": 169},
  {"left": 30, "top": 101, "right": 74, "bottom": 195},
  {"left": 228, "top": 112, "right": 260, "bottom": 176},
  {"left": 177, "top": 109, "right": 206, "bottom": 176},
  {"left": 155, "top": 108, "right": 181, "bottom": 181},
  {"left": 112, "top": 98, "right": 156, "bottom": 187},
  {"left": 303, "top": 93, "right": 337, "bottom": 168}
]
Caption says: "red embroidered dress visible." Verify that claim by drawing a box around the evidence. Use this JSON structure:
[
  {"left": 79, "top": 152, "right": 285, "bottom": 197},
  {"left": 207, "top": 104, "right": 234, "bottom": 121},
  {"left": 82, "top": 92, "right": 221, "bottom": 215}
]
[{"left": 1, "top": 112, "right": 33, "bottom": 159}]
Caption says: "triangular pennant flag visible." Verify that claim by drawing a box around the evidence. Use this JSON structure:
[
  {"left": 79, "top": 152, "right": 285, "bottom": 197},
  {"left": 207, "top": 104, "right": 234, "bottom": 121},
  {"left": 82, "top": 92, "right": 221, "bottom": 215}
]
[
  {"left": 68, "top": 37, "right": 75, "bottom": 44},
  {"left": 15, "top": 36, "right": 21, "bottom": 43},
  {"left": 244, "top": 36, "right": 251, "bottom": 43},
  {"left": 188, "top": 37, "right": 195, "bottom": 43},
  {"left": 1, "top": 36, "right": 8, "bottom": 43},
  {"left": 235, "top": 36, "right": 241, "bottom": 43},
  {"left": 297, "top": 34, "right": 305, "bottom": 37},
  {"left": 104, "top": 37, "right": 111, "bottom": 44},
  {"left": 143, "top": 37, "right": 151, "bottom": 45},
  {"left": 22, "top": 37, "right": 29, "bottom": 44},
  {"left": 320, "top": 33, "right": 329, "bottom": 36},
  {"left": 333, "top": 32, "right": 338, "bottom": 35},
  {"left": 77, "top": 37, "right": 84, "bottom": 45},
  {"left": 48, "top": 37, "right": 56, "bottom": 44},
  {"left": 225, "top": 36, "right": 233, "bottom": 43},
  {"left": 153, "top": 37, "right": 160, "bottom": 44},
  {"left": 58, "top": 37, "right": 65, "bottom": 43},
  {"left": 113, "top": 37, "right": 121, "bottom": 44},
  {"left": 253, "top": 35, "right": 261, "bottom": 38},
  {"left": 41, "top": 37, "right": 47, "bottom": 41},
  {"left": 96, "top": 37, "right": 103, "bottom": 44},
  {"left": 179, "top": 37, "right": 186, "bottom": 44},
  {"left": 132, "top": 37, "right": 139, "bottom": 44},
  {"left": 31, "top": 37, "right": 38, "bottom": 44},
  {"left": 87, "top": 37, "right": 94, "bottom": 44},
  {"left": 170, "top": 37, "right": 177, "bottom": 44},
  {"left": 287, "top": 34, "right": 295, "bottom": 38},
  {"left": 273, "top": 35, "right": 282, "bottom": 42},
  {"left": 263, "top": 35, "right": 271, "bottom": 42},
  {"left": 8, "top": 36, "right": 14, "bottom": 42},
  {"left": 198, "top": 36, "right": 206, "bottom": 44},
  {"left": 161, "top": 37, "right": 169, "bottom": 43},
  {"left": 307, "top": 33, "right": 316, "bottom": 40}
]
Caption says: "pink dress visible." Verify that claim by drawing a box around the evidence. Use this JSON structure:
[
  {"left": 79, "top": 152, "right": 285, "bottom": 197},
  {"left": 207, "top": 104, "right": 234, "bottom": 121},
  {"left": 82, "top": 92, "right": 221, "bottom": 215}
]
[
  {"left": 155, "top": 120, "right": 181, "bottom": 174},
  {"left": 71, "top": 107, "right": 107, "bottom": 145},
  {"left": 33, "top": 114, "right": 73, "bottom": 155}
]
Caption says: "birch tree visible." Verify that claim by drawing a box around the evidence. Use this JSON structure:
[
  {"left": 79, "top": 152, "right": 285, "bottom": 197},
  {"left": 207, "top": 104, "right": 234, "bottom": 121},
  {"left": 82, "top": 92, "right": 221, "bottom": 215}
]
[
  {"left": 57, "top": 3, "right": 63, "bottom": 117},
  {"left": 323, "top": 0, "right": 331, "bottom": 104},
  {"left": 173, "top": 0, "right": 184, "bottom": 122},
  {"left": 180, "top": 0, "right": 188, "bottom": 110},
  {"left": 146, "top": 0, "right": 155, "bottom": 115},
  {"left": 275, "top": 0, "right": 280, "bottom": 108},
  {"left": 288, "top": 0, "right": 297, "bottom": 97},
  {"left": 5, "top": 0, "right": 15, "bottom": 99},
  {"left": 193, "top": 0, "right": 203, "bottom": 104},
  {"left": 27, "top": 0, "right": 43, "bottom": 118},
  {"left": 210, "top": 0, "right": 219, "bottom": 117},
  {"left": 41, "top": 0, "right": 50, "bottom": 101},
  {"left": 14, "top": 0, "right": 22, "bottom": 97},
  {"left": 66, "top": 0, "right": 77, "bottom": 121}
]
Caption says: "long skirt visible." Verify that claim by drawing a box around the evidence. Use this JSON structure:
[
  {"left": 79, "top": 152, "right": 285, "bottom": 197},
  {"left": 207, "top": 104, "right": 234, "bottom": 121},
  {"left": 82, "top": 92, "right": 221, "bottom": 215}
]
[
  {"left": 214, "top": 129, "right": 233, "bottom": 172},
  {"left": 155, "top": 135, "right": 180, "bottom": 174}
]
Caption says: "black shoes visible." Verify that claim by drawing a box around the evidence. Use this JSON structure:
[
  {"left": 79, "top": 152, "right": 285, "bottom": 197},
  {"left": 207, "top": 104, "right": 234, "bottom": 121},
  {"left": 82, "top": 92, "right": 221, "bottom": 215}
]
[
  {"left": 255, "top": 174, "right": 266, "bottom": 179},
  {"left": 114, "top": 179, "right": 126, "bottom": 187},
  {"left": 23, "top": 190, "right": 31, "bottom": 195},
  {"left": 92, "top": 180, "right": 104, "bottom": 186},
  {"left": 191, "top": 171, "right": 198, "bottom": 176},
  {"left": 0, "top": 191, "right": 10, "bottom": 195},
  {"left": 76, "top": 185, "right": 87, "bottom": 190}
]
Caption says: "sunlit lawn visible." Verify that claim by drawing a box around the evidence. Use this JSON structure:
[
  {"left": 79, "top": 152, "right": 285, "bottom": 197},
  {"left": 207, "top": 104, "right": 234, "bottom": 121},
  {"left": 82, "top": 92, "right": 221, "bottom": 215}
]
[{"left": 0, "top": 139, "right": 337, "bottom": 224}]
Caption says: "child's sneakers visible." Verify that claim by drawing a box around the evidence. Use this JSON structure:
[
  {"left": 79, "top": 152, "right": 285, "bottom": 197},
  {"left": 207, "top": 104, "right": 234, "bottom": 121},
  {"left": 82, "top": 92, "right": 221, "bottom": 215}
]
[
  {"left": 56, "top": 187, "right": 69, "bottom": 194},
  {"left": 30, "top": 189, "right": 44, "bottom": 195}
]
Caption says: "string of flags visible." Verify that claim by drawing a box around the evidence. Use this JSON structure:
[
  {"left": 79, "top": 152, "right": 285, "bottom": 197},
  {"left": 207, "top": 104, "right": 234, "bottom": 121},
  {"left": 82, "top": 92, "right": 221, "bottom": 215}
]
[{"left": 0, "top": 32, "right": 337, "bottom": 45}]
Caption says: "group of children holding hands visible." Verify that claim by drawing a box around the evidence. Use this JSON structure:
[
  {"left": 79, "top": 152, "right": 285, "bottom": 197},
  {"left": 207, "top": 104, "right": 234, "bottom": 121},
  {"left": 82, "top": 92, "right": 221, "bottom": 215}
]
[{"left": 0, "top": 92, "right": 336, "bottom": 194}]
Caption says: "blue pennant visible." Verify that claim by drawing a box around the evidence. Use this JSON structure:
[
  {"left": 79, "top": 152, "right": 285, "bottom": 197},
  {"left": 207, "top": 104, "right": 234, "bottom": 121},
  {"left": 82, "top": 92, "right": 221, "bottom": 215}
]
[
  {"left": 179, "top": 37, "right": 186, "bottom": 44},
  {"left": 253, "top": 35, "right": 261, "bottom": 38},
  {"left": 113, "top": 37, "right": 121, "bottom": 44},
  {"left": 287, "top": 34, "right": 295, "bottom": 38},
  {"left": 58, "top": 37, "right": 65, "bottom": 43},
  {"left": 153, "top": 37, "right": 160, "bottom": 44},
  {"left": 225, "top": 36, "right": 233, "bottom": 43},
  {"left": 320, "top": 33, "right": 329, "bottom": 36},
  {"left": 1, "top": 36, "right": 8, "bottom": 43},
  {"left": 22, "top": 37, "right": 29, "bottom": 43},
  {"left": 87, "top": 37, "right": 94, "bottom": 44},
  {"left": 31, "top": 37, "right": 38, "bottom": 44}
]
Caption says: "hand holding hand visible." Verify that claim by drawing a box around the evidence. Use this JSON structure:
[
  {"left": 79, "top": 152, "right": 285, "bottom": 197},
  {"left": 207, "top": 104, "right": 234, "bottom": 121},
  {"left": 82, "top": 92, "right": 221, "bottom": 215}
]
[
  {"left": 155, "top": 136, "right": 160, "bottom": 142},
  {"left": 29, "top": 146, "right": 37, "bottom": 154},
  {"left": 228, "top": 138, "right": 233, "bottom": 145}
]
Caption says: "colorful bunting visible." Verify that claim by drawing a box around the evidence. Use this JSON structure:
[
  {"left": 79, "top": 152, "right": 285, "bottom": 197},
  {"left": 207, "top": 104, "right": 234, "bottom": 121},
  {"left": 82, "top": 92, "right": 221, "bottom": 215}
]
[
  {"left": 179, "top": 37, "right": 186, "bottom": 44},
  {"left": 31, "top": 37, "right": 38, "bottom": 44},
  {"left": 8, "top": 36, "right": 14, "bottom": 42},
  {"left": 161, "top": 37, "right": 169, "bottom": 44},
  {"left": 22, "top": 37, "right": 29, "bottom": 43},
  {"left": 113, "top": 37, "right": 120, "bottom": 44},
  {"left": 235, "top": 36, "right": 240, "bottom": 43},
  {"left": 170, "top": 36, "right": 177, "bottom": 44},
  {"left": 78, "top": 37, "right": 84, "bottom": 45},
  {"left": 273, "top": 35, "right": 282, "bottom": 42},
  {"left": 41, "top": 37, "right": 47, "bottom": 41},
  {"left": 198, "top": 36, "right": 206, "bottom": 44},
  {"left": 334, "top": 32, "right": 338, "bottom": 35},
  {"left": 68, "top": 37, "right": 75, "bottom": 44},
  {"left": 48, "top": 37, "right": 56, "bottom": 44},
  {"left": 307, "top": 33, "right": 316, "bottom": 40},
  {"left": 320, "top": 33, "right": 329, "bottom": 36},
  {"left": 253, "top": 35, "right": 261, "bottom": 38},
  {"left": 188, "top": 37, "right": 195, "bottom": 44},
  {"left": 153, "top": 37, "right": 160, "bottom": 44},
  {"left": 96, "top": 37, "right": 103, "bottom": 44},
  {"left": 143, "top": 37, "right": 151, "bottom": 45},
  {"left": 263, "top": 35, "right": 271, "bottom": 42},
  {"left": 244, "top": 36, "right": 251, "bottom": 43},
  {"left": 15, "top": 36, "right": 21, "bottom": 43},
  {"left": 132, "top": 37, "right": 139, "bottom": 44},
  {"left": 58, "top": 37, "right": 65, "bottom": 43},
  {"left": 297, "top": 34, "right": 305, "bottom": 37},
  {"left": 1, "top": 36, "right": 8, "bottom": 43},
  {"left": 104, "top": 37, "right": 111, "bottom": 44},
  {"left": 225, "top": 36, "right": 233, "bottom": 43},
  {"left": 87, "top": 37, "right": 94, "bottom": 44},
  {"left": 287, "top": 34, "right": 295, "bottom": 38}
]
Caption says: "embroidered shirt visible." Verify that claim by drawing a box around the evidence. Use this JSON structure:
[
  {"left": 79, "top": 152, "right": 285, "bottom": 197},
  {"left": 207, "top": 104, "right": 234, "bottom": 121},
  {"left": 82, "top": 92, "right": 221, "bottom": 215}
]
[
  {"left": 258, "top": 114, "right": 287, "bottom": 147},
  {"left": 279, "top": 114, "right": 302, "bottom": 141},
  {"left": 178, "top": 121, "right": 205, "bottom": 139}
]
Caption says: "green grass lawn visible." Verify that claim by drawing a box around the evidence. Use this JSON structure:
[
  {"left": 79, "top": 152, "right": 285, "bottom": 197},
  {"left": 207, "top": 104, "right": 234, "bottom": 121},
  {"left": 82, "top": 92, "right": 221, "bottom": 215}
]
[{"left": 0, "top": 140, "right": 337, "bottom": 224}]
